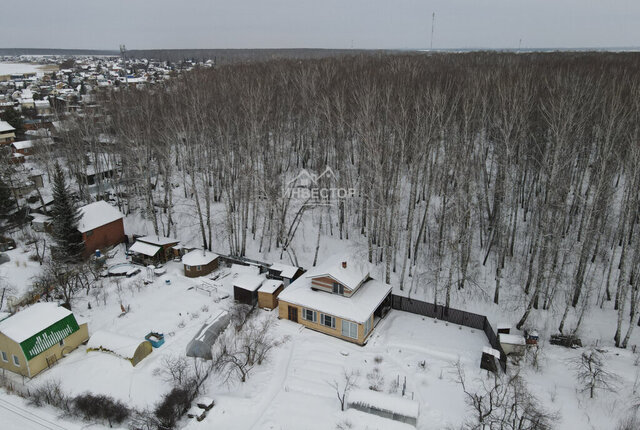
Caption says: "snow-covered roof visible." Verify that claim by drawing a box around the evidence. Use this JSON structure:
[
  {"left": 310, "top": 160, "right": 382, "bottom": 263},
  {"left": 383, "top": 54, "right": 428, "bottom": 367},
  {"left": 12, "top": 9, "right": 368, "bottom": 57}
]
[
  {"left": 499, "top": 334, "right": 526, "bottom": 345},
  {"left": 269, "top": 263, "right": 300, "bottom": 279},
  {"left": 483, "top": 346, "right": 501, "bottom": 359},
  {"left": 258, "top": 279, "right": 284, "bottom": 294},
  {"left": 231, "top": 263, "right": 260, "bottom": 276},
  {"left": 0, "top": 120, "right": 15, "bottom": 133},
  {"left": 0, "top": 303, "right": 73, "bottom": 343},
  {"left": 11, "top": 140, "right": 33, "bottom": 150},
  {"left": 87, "top": 330, "right": 147, "bottom": 359},
  {"left": 78, "top": 200, "right": 123, "bottom": 233},
  {"left": 347, "top": 389, "right": 419, "bottom": 419},
  {"left": 129, "top": 240, "right": 161, "bottom": 257},
  {"left": 29, "top": 213, "right": 51, "bottom": 223},
  {"left": 182, "top": 249, "right": 218, "bottom": 266},
  {"left": 233, "top": 274, "right": 265, "bottom": 292},
  {"left": 305, "top": 254, "right": 369, "bottom": 291},
  {"left": 137, "top": 235, "right": 179, "bottom": 246},
  {"left": 279, "top": 276, "right": 391, "bottom": 324}
]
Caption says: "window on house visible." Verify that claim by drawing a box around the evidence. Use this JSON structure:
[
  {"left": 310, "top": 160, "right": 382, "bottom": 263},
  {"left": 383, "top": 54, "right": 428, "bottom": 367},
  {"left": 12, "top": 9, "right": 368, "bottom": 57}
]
[
  {"left": 196, "top": 265, "right": 202, "bottom": 271},
  {"left": 85, "top": 230, "right": 93, "bottom": 237},
  {"left": 186, "top": 265, "right": 191, "bottom": 271},
  {"left": 342, "top": 320, "right": 358, "bottom": 339},
  {"left": 59, "top": 339, "right": 64, "bottom": 347},
  {"left": 12, "top": 354, "right": 20, "bottom": 366},
  {"left": 302, "top": 308, "right": 317, "bottom": 323},
  {"left": 320, "top": 314, "right": 336, "bottom": 329},
  {"left": 1, "top": 351, "right": 7, "bottom": 362},
  {"left": 332, "top": 282, "right": 344, "bottom": 295},
  {"left": 364, "top": 316, "right": 372, "bottom": 335}
]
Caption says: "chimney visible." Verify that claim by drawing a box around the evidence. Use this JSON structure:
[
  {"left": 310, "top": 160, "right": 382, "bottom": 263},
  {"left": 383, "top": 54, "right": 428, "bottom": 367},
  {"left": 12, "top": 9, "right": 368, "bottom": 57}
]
[{"left": 342, "top": 261, "right": 347, "bottom": 269}]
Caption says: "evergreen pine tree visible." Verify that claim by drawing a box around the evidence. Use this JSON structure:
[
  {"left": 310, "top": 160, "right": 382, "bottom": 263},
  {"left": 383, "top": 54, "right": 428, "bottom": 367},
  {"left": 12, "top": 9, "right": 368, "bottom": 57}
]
[
  {"left": 0, "top": 178, "right": 14, "bottom": 219},
  {"left": 50, "top": 163, "right": 84, "bottom": 262},
  {"left": 0, "top": 178, "right": 15, "bottom": 234}
]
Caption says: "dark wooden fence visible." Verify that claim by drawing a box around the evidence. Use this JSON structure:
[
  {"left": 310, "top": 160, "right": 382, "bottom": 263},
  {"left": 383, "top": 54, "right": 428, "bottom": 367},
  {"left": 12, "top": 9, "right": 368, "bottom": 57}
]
[{"left": 391, "top": 295, "right": 507, "bottom": 372}]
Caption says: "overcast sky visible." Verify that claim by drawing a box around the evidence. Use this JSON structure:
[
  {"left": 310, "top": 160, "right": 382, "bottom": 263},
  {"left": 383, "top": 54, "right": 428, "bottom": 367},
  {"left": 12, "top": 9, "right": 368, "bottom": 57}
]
[{"left": 2, "top": 0, "right": 640, "bottom": 50}]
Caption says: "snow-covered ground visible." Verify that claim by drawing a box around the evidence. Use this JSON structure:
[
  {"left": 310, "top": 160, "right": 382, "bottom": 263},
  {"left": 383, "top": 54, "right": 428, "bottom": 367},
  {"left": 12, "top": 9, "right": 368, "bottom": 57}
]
[
  {"left": 0, "top": 392, "right": 102, "bottom": 430},
  {"left": 0, "top": 62, "right": 52, "bottom": 76},
  {"left": 0, "top": 247, "right": 43, "bottom": 301},
  {"left": 1, "top": 244, "right": 493, "bottom": 429},
  {"left": 181, "top": 311, "right": 490, "bottom": 430},
  {"left": 2, "top": 189, "right": 640, "bottom": 428}
]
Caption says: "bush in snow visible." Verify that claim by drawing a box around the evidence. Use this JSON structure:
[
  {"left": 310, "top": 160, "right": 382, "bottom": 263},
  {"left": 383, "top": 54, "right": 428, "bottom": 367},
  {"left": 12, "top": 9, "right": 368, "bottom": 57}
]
[
  {"left": 212, "top": 313, "right": 283, "bottom": 383},
  {"left": 155, "top": 355, "right": 191, "bottom": 386},
  {"left": 151, "top": 356, "right": 213, "bottom": 428},
  {"left": 28, "top": 379, "right": 72, "bottom": 412},
  {"left": 229, "top": 303, "right": 253, "bottom": 330},
  {"left": 454, "top": 361, "right": 558, "bottom": 429},
  {"left": 73, "top": 393, "right": 130, "bottom": 426},
  {"left": 366, "top": 367, "right": 385, "bottom": 392},
  {"left": 616, "top": 413, "right": 640, "bottom": 430},
  {"left": 154, "top": 387, "right": 192, "bottom": 429}
]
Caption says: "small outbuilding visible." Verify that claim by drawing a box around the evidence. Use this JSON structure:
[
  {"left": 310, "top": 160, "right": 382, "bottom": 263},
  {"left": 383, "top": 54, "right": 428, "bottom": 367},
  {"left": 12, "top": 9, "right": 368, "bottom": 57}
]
[
  {"left": 499, "top": 333, "right": 526, "bottom": 356},
  {"left": 129, "top": 235, "right": 179, "bottom": 265},
  {"left": 480, "top": 346, "right": 501, "bottom": 373},
  {"left": 29, "top": 213, "right": 52, "bottom": 232},
  {"left": 233, "top": 274, "right": 265, "bottom": 306},
  {"left": 87, "top": 331, "right": 152, "bottom": 366},
  {"left": 78, "top": 200, "right": 125, "bottom": 258},
  {"left": 347, "top": 388, "right": 419, "bottom": 427},
  {"left": 258, "top": 280, "right": 284, "bottom": 310},
  {"left": 268, "top": 263, "right": 304, "bottom": 286},
  {"left": 182, "top": 249, "right": 219, "bottom": 278},
  {"left": 0, "top": 120, "right": 16, "bottom": 145}
]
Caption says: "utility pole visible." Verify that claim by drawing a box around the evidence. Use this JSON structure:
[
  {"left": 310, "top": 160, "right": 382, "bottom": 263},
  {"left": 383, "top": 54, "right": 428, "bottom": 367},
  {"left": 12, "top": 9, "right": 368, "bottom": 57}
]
[
  {"left": 430, "top": 12, "right": 435, "bottom": 50},
  {"left": 119, "top": 44, "right": 128, "bottom": 86}
]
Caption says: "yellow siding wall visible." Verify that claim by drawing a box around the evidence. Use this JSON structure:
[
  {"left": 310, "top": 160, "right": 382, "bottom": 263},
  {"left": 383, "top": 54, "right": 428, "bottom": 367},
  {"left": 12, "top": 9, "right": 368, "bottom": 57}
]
[
  {"left": 0, "top": 323, "right": 89, "bottom": 378},
  {"left": 0, "top": 332, "right": 29, "bottom": 377},
  {"left": 278, "top": 300, "right": 373, "bottom": 345}
]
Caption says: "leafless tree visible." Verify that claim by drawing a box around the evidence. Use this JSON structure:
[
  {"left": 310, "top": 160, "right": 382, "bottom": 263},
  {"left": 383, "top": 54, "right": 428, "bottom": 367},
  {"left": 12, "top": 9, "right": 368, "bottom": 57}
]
[
  {"left": 570, "top": 348, "right": 619, "bottom": 399},
  {"left": 329, "top": 369, "right": 360, "bottom": 412}
]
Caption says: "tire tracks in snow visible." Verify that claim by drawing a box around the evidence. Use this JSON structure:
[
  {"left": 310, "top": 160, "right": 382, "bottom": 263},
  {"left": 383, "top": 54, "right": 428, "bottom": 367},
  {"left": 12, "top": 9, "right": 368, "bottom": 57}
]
[
  {"left": 247, "top": 336, "right": 296, "bottom": 430},
  {"left": 0, "top": 397, "right": 69, "bottom": 430}
]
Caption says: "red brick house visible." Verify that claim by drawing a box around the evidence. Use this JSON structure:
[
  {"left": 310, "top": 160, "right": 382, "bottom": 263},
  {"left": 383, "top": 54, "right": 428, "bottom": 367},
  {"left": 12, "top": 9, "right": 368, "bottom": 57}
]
[{"left": 77, "top": 201, "right": 125, "bottom": 257}]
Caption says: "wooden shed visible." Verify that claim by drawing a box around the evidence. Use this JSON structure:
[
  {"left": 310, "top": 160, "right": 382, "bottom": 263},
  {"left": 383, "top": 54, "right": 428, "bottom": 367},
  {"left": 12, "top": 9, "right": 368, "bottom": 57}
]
[
  {"left": 258, "top": 280, "right": 284, "bottom": 310},
  {"left": 130, "top": 235, "right": 179, "bottom": 265},
  {"left": 182, "top": 249, "right": 219, "bottom": 278},
  {"left": 499, "top": 333, "right": 526, "bottom": 356},
  {"left": 233, "top": 275, "right": 264, "bottom": 306}
]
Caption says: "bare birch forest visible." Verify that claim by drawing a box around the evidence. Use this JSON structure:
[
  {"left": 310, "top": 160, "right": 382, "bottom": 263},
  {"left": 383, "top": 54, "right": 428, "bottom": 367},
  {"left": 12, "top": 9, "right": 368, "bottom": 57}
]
[{"left": 48, "top": 52, "right": 640, "bottom": 345}]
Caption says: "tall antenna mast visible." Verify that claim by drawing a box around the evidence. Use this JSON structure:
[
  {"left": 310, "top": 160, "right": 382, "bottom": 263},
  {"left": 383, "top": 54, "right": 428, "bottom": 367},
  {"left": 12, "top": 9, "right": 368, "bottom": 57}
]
[
  {"left": 119, "top": 44, "right": 128, "bottom": 86},
  {"left": 430, "top": 12, "right": 436, "bottom": 50}
]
